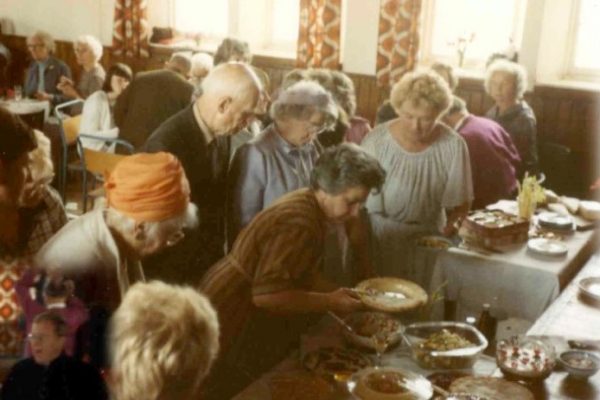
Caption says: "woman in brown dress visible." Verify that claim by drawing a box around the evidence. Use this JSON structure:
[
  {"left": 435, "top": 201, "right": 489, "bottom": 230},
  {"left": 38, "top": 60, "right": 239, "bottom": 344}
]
[{"left": 199, "top": 143, "right": 386, "bottom": 399}]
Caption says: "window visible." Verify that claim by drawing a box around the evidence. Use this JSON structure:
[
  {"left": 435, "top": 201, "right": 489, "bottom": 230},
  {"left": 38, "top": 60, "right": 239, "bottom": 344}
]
[
  {"left": 170, "top": 0, "right": 299, "bottom": 57},
  {"left": 565, "top": 0, "right": 600, "bottom": 80},
  {"left": 420, "top": 0, "right": 526, "bottom": 70}
]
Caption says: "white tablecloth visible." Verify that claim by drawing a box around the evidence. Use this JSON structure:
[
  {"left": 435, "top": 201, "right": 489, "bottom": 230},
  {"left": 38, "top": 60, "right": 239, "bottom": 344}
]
[
  {"left": 0, "top": 99, "right": 50, "bottom": 121},
  {"left": 430, "top": 229, "right": 598, "bottom": 324}
]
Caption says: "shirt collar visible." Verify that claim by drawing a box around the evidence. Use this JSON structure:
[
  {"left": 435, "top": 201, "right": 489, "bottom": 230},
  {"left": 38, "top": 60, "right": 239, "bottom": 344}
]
[
  {"left": 193, "top": 103, "right": 215, "bottom": 145},
  {"left": 272, "top": 124, "right": 315, "bottom": 156}
]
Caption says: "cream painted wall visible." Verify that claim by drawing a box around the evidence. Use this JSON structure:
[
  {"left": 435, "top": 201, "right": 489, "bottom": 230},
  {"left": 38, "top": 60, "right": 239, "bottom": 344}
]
[
  {"left": 341, "top": 0, "right": 380, "bottom": 75},
  {"left": 0, "top": 0, "right": 115, "bottom": 44}
]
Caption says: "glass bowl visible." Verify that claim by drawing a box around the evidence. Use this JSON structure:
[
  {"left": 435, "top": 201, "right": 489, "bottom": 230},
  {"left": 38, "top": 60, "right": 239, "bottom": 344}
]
[
  {"left": 559, "top": 350, "right": 600, "bottom": 379},
  {"left": 404, "top": 322, "right": 487, "bottom": 370},
  {"left": 496, "top": 336, "right": 556, "bottom": 381}
]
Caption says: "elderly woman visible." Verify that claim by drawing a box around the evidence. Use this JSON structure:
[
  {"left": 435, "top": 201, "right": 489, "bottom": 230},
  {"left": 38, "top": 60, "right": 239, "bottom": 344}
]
[
  {"left": 79, "top": 63, "right": 133, "bottom": 151},
  {"left": 213, "top": 38, "right": 252, "bottom": 65},
  {"left": 110, "top": 281, "right": 219, "bottom": 400},
  {"left": 0, "top": 118, "right": 67, "bottom": 258},
  {"left": 362, "top": 71, "right": 473, "bottom": 280},
  {"left": 36, "top": 152, "right": 197, "bottom": 305},
  {"left": 23, "top": 31, "right": 71, "bottom": 105},
  {"left": 328, "top": 70, "right": 372, "bottom": 145},
  {"left": 484, "top": 59, "right": 538, "bottom": 175},
  {"left": 227, "top": 80, "right": 337, "bottom": 243},
  {"left": 56, "top": 35, "right": 105, "bottom": 100},
  {"left": 201, "top": 144, "right": 385, "bottom": 399}
]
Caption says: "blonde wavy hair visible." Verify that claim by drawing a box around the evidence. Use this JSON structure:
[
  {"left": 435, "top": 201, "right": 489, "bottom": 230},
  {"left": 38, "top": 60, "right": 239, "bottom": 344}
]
[
  {"left": 110, "top": 281, "right": 219, "bottom": 400},
  {"left": 390, "top": 71, "right": 452, "bottom": 117},
  {"left": 29, "top": 130, "right": 54, "bottom": 185},
  {"left": 484, "top": 59, "right": 528, "bottom": 100}
]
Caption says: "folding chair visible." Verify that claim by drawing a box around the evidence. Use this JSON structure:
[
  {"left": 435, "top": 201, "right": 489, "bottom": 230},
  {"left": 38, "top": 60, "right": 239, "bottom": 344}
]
[
  {"left": 55, "top": 99, "right": 84, "bottom": 200},
  {"left": 75, "top": 134, "right": 134, "bottom": 212}
]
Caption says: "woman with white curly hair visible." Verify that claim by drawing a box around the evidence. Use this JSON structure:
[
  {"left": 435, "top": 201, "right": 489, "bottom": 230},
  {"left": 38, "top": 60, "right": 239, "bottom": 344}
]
[
  {"left": 362, "top": 71, "right": 473, "bottom": 280},
  {"left": 227, "top": 80, "right": 338, "bottom": 243},
  {"left": 484, "top": 59, "right": 538, "bottom": 175},
  {"left": 110, "top": 281, "right": 219, "bottom": 400},
  {"left": 58, "top": 34, "right": 106, "bottom": 99}
]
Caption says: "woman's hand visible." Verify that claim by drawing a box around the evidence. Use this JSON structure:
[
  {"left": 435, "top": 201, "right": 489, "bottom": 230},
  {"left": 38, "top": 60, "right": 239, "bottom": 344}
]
[
  {"left": 327, "top": 288, "right": 364, "bottom": 313},
  {"left": 34, "top": 91, "right": 53, "bottom": 101},
  {"left": 57, "top": 80, "right": 79, "bottom": 99}
]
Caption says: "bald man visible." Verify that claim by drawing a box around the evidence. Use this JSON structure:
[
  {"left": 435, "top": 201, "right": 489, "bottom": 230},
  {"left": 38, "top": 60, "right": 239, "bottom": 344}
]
[{"left": 143, "top": 62, "right": 266, "bottom": 284}]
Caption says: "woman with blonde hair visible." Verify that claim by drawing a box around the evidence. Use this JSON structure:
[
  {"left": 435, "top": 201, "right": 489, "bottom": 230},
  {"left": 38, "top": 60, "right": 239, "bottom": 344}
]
[
  {"left": 110, "top": 281, "right": 219, "bottom": 400},
  {"left": 362, "top": 71, "right": 473, "bottom": 280}
]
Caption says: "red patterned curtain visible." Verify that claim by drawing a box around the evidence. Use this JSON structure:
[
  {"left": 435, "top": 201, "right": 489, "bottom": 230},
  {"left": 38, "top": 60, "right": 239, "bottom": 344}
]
[
  {"left": 376, "top": 0, "right": 422, "bottom": 87},
  {"left": 297, "top": 0, "right": 342, "bottom": 69},
  {"left": 112, "top": 0, "right": 150, "bottom": 58}
]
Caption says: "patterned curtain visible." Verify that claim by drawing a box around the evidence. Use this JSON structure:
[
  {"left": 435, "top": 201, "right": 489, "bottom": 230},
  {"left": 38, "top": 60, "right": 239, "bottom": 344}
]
[
  {"left": 112, "top": 0, "right": 150, "bottom": 58},
  {"left": 297, "top": 0, "right": 342, "bottom": 69},
  {"left": 376, "top": 0, "right": 422, "bottom": 87}
]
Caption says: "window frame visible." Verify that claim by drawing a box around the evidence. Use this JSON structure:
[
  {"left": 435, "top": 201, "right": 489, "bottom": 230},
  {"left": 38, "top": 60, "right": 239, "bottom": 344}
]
[
  {"left": 563, "top": 0, "right": 600, "bottom": 82},
  {"left": 419, "top": 0, "right": 526, "bottom": 71}
]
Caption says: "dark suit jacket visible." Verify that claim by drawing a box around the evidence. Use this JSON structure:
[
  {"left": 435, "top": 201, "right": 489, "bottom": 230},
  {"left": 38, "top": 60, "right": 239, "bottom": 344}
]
[
  {"left": 24, "top": 56, "right": 72, "bottom": 106},
  {"left": 114, "top": 69, "right": 193, "bottom": 149},
  {"left": 143, "top": 106, "right": 230, "bottom": 283}
]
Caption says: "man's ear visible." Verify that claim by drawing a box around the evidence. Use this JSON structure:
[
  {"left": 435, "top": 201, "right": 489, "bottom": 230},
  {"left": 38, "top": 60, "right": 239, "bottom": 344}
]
[
  {"left": 133, "top": 221, "right": 147, "bottom": 241},
  {"left": 217, "top": 96, "right": 233, "bottom": 113}
]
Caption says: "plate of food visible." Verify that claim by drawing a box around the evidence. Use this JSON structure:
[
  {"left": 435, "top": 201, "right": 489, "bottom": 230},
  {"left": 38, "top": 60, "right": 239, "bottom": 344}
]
[
  {"left": 416, "top": 235, "right": 453, "bottom": 251},
  {"left": 348, "top": 367, "right": 433, "bottom": 400},
  {"left": 578, "top": 277, "right": 600, "bottom": 303},
  {"left": 449, "top": 377, "right": 534, "bottom": 400},
  {"left": 496, "top": 336, "right": 556, "bottom": 381},
  {"left": 303, "top": 347, "right": 372, "bottom": 382},
  {"left": 355, "top": 277, "right": 428, "bottom": 313},
  {"left": 527, "top": 238, "right": 568, "bottom": 256},
  {"left": 537, "top": 212, "right": 574, "bottom": 231},
  {"left": 343, "top": 312, "right": 404, "bottom": 350}
]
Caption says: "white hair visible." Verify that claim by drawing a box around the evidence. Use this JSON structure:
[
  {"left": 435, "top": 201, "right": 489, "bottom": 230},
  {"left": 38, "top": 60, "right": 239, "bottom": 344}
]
[
  {"left": 107, "top": 202, "right": 198, "bottom": 244},
  {"left": 29, "top": 129, "right": 54, "bottom": 184},
  {"left": 190, "top": 52, "right": 213, "bottom": 78},
  {"left": 110, "top": 281, "right": 219, "bottom": 400},
  {"left": 484, "top": 59, "right": 528, "bottom": 100},
  {"left": 29, "top": 31, "right": 55, "bottom": 53},
  {"left": 270, "top": 80, "right": 338, "bottom": 125},
  {"left": 76, "top": 35, "right": 103, "bottom": 62}
]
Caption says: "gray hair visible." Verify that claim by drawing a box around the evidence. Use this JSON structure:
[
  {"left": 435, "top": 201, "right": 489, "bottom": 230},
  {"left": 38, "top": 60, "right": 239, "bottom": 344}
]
[
  {"left": 430, "top": 62, "right": 459, "bottom": 91},
  {"left": 190, "top": 52, "right": 213, "bottom": 78},
  {"left": 270, "top": 80, "right": 338, "bottom": 127},
  {"left": 110, "top": 281, "right": 219, "bottom": 400},
  {"left": 484, "top": 59, "right": 528, "bottom": 100},
  {"left": 76, "top": 35, "right": 103, "bottom": 62},
  {"left": 310, "top": 143, "right": 386, "bottom": 195},
  {"left": 29, "top": 31, "right": 55, "bottom": 53},
  {"left": 213, "top": 38, "right": 251, "bottom": 65},
  {"left": 281, "top": 69, "right": 309, "bottom": 90},
  {"left": 167, "top": 52, "right": 192, "bottom": 76},
  {"left": 445, "top": 95, "right": 468, "bottom": 116},
  {"left": 390, "top": 70, "right": 453, "bottom": 117},
  {"left": 107, "top": 203, "right": 198, "bottom": 245},
  {"left": 330, "top": 71, "right": 357, "bottom": 117}
]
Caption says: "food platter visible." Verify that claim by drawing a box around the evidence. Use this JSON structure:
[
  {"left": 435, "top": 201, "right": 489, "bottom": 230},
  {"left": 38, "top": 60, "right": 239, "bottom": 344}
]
[
  {"left": 347, "top": 367, "right": 433, "bottom": 400},
  {"left": 527, "top": 238, "right": 568, "bottom": 257},
  {"left": 343, "top": 312, "right": 404, "bottom": 350},
  {"left": 303, "top": 347, "right": 372, "bottom": 382},
  {"left": 578, "top": 277, "right": 600, "bottom": 303},
  {"left": 449, "top": 377, "right": 534, "bottom": 400},
  {"left": 356, "top": 278, "right": 428, "bottom": 313}
]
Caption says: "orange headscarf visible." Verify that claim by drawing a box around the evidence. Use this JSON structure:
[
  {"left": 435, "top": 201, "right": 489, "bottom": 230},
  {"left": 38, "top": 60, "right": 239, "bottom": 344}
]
[{"left": 105, "top": 152, "right": 191, "bottom": 222}]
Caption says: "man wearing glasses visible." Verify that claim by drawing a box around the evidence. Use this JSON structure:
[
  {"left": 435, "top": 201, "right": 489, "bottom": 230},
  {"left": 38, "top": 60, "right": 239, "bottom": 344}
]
[{"left": 1, "top": 311, "right": 107, "bottom": 400}]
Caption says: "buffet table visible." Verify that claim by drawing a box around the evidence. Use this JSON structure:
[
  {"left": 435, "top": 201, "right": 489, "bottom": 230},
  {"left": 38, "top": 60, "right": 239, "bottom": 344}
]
[{"left": 430, "top": 226, "right": 598, "bottom": 323}]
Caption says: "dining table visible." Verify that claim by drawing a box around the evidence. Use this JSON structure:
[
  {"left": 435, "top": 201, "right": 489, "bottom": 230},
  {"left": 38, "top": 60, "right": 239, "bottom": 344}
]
[
  {"left": 0, "top": 98, "right": 50, "bottom": 122},
  {"left": 428, "top": 205, "right": 599, "bottom": 326}
]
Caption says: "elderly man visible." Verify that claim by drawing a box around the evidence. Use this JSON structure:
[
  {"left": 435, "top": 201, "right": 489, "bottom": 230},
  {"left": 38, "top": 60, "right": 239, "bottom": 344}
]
[
  {"left": 444, "top": 96, "right": 521, "bottom": 209},
  {"left": 114, "top": 52, "right": 194, "bottom": 148},
  {"left": 143, "top": 62, "right": 266, "bottom": 284},
  {"left": 110, "top": 281, "right": 219, "bottom": 400},
  {"left": 1, "top": 311, "right": 108, "bottom": 400}
]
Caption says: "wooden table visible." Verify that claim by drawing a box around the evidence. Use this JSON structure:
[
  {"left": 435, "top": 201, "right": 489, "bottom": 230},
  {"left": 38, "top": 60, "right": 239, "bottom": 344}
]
[{"left": 495, "top": 252, "right": 600, "bottom": 400}]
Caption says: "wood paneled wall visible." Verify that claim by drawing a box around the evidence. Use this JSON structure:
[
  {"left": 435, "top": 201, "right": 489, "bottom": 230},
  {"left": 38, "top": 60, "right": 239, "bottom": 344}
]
[{"left": 3, "top": 34, "right": 598, "bottom": 196}]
